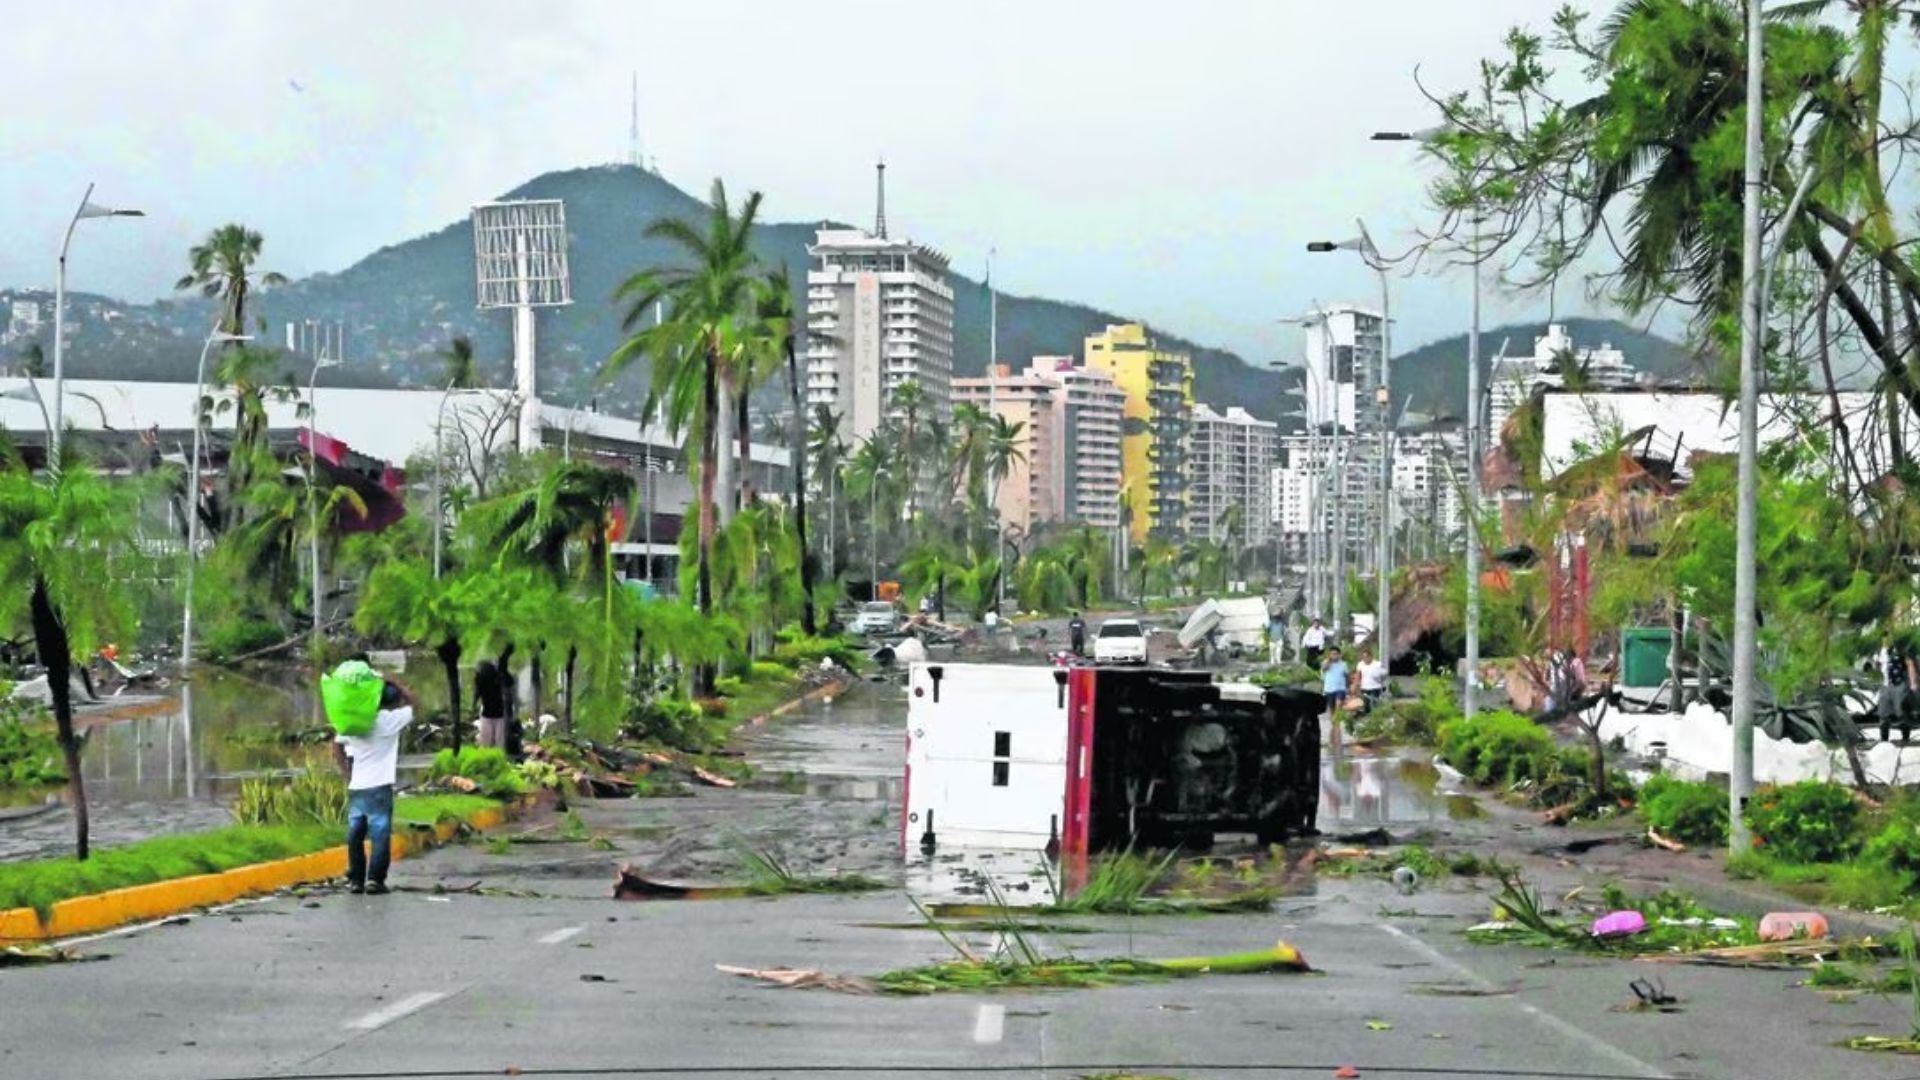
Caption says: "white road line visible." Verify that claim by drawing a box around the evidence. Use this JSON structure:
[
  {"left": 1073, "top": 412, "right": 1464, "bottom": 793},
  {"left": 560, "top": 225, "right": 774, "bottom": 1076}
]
[
  {"left": 971, "top": 1003, "right": 1006, "bottom": 1045},
  {"left": 1377, "top": 924, "right": 1671, "bottom": 1079},
  {"left": 343, "top": 991, "right": 447, "bottom": 1032},
  {"left": 537, "top": 925, "right": 584, "bottom": 946}
]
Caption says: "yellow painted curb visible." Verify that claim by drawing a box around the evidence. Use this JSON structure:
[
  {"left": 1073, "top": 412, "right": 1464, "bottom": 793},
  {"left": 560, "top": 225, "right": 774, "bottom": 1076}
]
[{"left": 0, "top": 803, "right": 513, "bottom": 944}]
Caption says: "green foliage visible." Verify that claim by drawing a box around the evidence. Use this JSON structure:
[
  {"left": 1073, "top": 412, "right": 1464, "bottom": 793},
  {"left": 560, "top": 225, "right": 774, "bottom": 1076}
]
[
  {"left": 1247, "top": 664, "right": 1317, "bottom": 688},
  {"left": 1436, "top": 711, "right": 1555, "bottom": 788},
  {"left": 231, "top": 769, "right": 346, "bottom": 827},
  {"left": 0, "top": 699, "right": 63, "bottom": 788},
  {"left": 426, "top": 747, "right": 527, "bottom": 799},
  {"left": 392, "top": 793, "right": 501, "bottom": 828},
  {"left": 200, "top": 617, "right": 283, "bottom": 662},
  {"left": 0, "top": 459, "right": 138, "bottom": 665},
  {"left": 0, "top": 825, "right": 337, "bottom": 916},
  {"left": 1639, "top": 774, "right": 1729, "bottom": 847},
  {"left": 1745, "top": 781, "right": 1862, "bottom": 864}
]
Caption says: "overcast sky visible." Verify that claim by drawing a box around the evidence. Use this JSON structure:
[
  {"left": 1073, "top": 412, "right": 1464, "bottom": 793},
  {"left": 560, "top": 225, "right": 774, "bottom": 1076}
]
[{"left": 0, "top": 1, "right": 1627, "bottom": 363}]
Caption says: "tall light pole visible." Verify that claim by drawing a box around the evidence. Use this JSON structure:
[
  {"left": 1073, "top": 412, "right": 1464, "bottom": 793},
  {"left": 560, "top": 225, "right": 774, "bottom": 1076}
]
[
  {"left": 1307, "top": 229, "right": 1392, "bottom": 661},
  {"left": 306, "top": 356, "right": 341, "bottom": 660},
  {"left": 180, "top": 329, "right": 253, "bottom": 672},
  {"left": 52, "top": 184, "right": 143, "bottom": 473},
  {"left": 1373, "top": 125, "right": 1481, "bottom": 716},
  {"left": 1730, "top": 0, "right": 1765, "bottom": 855}
]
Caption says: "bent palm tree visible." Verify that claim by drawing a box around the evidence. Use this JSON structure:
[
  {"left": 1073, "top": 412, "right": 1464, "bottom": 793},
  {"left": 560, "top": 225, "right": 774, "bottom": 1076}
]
[
  {"left": 442, "top": 335, "right": 479, "bottom": 389},
  {"left": 0, "top": 457, "right": 135, "bottom": 859}
]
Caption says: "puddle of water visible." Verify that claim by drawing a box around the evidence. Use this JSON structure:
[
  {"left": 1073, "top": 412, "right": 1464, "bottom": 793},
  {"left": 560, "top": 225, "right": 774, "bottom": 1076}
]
[
  {"left": 904, "top": 847, "right": 1062, "bottom": 908},
  {"left": 58, "top": 665, "right": 444, "bottom": 808},
  {"left": 1317, "top": 743, "right": 1480, "bottom": 827}
]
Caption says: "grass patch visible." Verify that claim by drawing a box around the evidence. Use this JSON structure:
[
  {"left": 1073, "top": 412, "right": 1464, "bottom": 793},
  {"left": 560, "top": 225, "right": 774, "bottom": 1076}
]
[
  {"left": 0, "top": 824, "right": 337, "bottom": 917},
  {"left": 393, "top": 793, "right": 502, "bottom": 828},
  {"left": 0, "top": 793, "right": 504, "bottom": 917}
]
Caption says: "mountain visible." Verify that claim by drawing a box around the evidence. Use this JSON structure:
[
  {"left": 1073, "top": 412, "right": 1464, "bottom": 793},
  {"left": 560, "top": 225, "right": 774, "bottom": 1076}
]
[
  {"left": 56, "top": 165, "right": 1292, "bottom": 423},
  {"left": 1389, "top": 317, "right": 1704, "bottom": 421}
]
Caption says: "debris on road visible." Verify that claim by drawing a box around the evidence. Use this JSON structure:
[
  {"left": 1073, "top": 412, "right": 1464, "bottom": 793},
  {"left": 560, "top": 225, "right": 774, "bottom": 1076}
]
[
  {"left": 715, "top": 964, "right": 878, "bottom": 994},
  {"left": 1590, "top": 910, "right": 1648, "bottom": 938},
  {"left": 720, "top": 940, "right": 1312, "bottom": 996},
  {"left": 1, "top": 944, "right": 102, "bottom": 966},
  {"left": 1758, "top": 911, "right": 1830, "bottom": 942}
]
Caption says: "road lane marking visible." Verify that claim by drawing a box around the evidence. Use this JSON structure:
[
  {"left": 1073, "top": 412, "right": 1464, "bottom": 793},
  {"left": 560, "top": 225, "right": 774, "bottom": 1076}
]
[
  {"left": 538, "top": 925, "right": 584, "bottom": 945},
  {"left": 1377, "top": 924, "right": 1670, "bottom": 1079},
  {"left": 972, "top": 1003, "right": 1005, "bottom": 1044},
  {"left": 344, "top": 991, "right": 447, "bottom": 1032}
]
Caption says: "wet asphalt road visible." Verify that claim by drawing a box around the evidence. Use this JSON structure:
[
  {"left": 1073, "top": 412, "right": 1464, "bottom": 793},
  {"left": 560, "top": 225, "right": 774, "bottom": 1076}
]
[{"left": 4, "top": 681, "right": 1915, "bottom": 1080}]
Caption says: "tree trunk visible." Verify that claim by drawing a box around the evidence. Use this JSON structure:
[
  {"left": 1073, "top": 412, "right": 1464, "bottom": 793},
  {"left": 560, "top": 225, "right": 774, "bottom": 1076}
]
[
  {"left": 563, "top": 644, "right": 578, "bottom": 733},
  {"left": 1668, "top": 602, "right": 1684, "bottom": 715},
  {"left": 695, "top": 356, "right": 718, "bottom": 697},
  {"left": 784, "top": 336, "right": 817, "bottom": 636},
  {"left": 935, "top": 570, "right": 946, "bottom": 622},
  {"left": 31, "top": 577, "right": 87, "bottom": 861},
  {"left": 437, "top": 638, "right": 463, "bottom": 753},
  {"left": 715, "top": 375, "right": 737, "bottom": 528},
  {"left": 530, "top": 648, "right": 545, "bottom": 719},
  {"left": 737, "top": 379, "right": 754, "bottom": 510}
]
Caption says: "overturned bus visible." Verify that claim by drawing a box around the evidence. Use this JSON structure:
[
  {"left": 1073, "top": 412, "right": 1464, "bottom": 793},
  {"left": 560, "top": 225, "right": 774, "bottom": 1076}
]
[{"left": 902, "top": 662, "right": 1321, "bottom": 857}]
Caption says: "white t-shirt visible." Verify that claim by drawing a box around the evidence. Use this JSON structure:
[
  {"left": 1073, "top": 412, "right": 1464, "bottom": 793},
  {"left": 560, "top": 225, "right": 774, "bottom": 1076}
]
[
  {"left": 1301, "top": 625, "right": 1328, "bottom": 649},
  {"left": 1359, "top": 659, "right": 1388, "bottom": 692},
  {"left": 336, "top": 706, "right": 414, "bottom": 790}
]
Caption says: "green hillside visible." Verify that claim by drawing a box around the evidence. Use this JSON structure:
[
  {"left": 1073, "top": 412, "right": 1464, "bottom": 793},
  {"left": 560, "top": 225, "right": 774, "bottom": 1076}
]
[
  {"left": 1389, "top": 317, "right": 1705, "bottom": 419},
  {"left": 125, "top": 165, "right": 1294, "bottom": 422}
]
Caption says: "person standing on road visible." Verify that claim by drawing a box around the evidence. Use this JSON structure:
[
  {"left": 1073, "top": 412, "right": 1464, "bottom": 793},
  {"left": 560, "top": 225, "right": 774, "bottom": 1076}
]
[
  {"left": 1357, "top": 648, "right": 1388, "bottom": 713},
  {"left": 474, "top": 661, "right": 507, "bottom": 750},
  {"left": 333, "top": 677, "right": 416, "bottom": 895},
  {"left": 1878, "top": 635, "right": 1919, "bottom": 743},
  {"left": 1302, "top": 617, "right": 1328, "bottom": 670},
  {"left": 1068, "top": 611, "right": 1088, "bottom": 656},
  {"left": 1321, "top": 646, "right": 1349, "bottom": 720}
]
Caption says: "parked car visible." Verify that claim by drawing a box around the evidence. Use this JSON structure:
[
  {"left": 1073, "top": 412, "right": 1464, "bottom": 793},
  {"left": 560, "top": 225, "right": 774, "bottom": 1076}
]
[
  {"left": 849, "top": 601, "right": 902, "bottom": 636},
  {"left": 1092, "top": 618, "right": 1149, "bottom": 665}
]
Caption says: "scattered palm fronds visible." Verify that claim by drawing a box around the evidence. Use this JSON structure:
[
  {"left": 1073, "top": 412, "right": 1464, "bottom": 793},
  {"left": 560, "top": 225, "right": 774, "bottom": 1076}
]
[{"left": 729, "top": 837, "right": 884, "bottom": 896}]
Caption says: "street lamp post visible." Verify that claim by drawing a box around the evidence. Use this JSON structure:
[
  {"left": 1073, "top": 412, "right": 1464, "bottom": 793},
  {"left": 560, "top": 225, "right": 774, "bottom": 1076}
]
[
  {"left": 1372, "top": 126, "right": 1482, "bottom": 715},
  {"left": 1307, "top": 228, "right": 1392, "bottom": 661},
  {"left": 1730, "top": 0, "right": 1765, "bottom": 855},
  {"left": 307, "top": 357, "right": 341, "bottom": 659},
  {"left": 870, "top": 463, "right": 886, "bottom": 602},
  {"left": 180, "top": 329, "right": 253, "bottom": 672},
  {"left": 52, "top": 184, "right": 144, "bottom": 474}
]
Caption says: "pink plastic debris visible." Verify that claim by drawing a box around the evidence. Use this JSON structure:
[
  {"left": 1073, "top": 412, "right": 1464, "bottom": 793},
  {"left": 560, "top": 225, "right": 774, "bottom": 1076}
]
[
  {"left": 1758, "top": 911, "right": 1829, "bottom": 942},
  {"left": 1590, "top": 910, "right": 1648, "bottom": 938}
]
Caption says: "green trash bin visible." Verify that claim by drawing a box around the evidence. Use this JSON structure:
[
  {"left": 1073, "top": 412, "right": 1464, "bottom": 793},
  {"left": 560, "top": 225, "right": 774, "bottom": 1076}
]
[{"left": 1621, "top": 628, "right": 1674, "bottom": 688}]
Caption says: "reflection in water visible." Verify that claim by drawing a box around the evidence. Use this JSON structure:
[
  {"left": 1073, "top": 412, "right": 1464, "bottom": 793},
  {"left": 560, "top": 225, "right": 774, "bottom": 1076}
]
[
  {"left": 1318, "top": 727, "right": 1479, "bottom": 826},
  {"left": 77, "top": 667, "right": 421, "bottom": 807}
]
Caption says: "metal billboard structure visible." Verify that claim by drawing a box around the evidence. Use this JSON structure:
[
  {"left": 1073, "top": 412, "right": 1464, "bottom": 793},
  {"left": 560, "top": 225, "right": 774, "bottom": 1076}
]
[{"left": 472, "top": 199, "right": 572, "bottom": 451}]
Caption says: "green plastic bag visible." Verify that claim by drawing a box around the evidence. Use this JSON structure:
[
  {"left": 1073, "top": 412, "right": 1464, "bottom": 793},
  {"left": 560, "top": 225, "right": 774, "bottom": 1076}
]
[{"left": 321, "top": 660, "right": 384, "bottom": 737}]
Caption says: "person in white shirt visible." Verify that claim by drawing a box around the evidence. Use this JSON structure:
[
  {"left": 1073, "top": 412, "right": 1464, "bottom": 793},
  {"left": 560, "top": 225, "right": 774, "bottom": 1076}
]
[
  {"left": 333, "top": 677, "right": 416, "bottom": 895},
  {"left": 1357, "top": 649, "right": 1388, "bottom": 713},
  {"left": 1301, "top": 617, "right": 1328, "bottom": 670}
]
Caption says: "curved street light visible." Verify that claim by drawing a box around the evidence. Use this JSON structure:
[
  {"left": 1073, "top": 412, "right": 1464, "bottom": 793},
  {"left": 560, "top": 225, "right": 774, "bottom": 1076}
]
[{"left": 52, "top": 183, "right": 143, "bottom": 473}]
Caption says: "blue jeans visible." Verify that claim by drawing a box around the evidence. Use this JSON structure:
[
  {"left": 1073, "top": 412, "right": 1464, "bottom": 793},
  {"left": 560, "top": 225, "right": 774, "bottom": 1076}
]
[{"left": 346, "top": 784, "right": 395, "bottom": 886}]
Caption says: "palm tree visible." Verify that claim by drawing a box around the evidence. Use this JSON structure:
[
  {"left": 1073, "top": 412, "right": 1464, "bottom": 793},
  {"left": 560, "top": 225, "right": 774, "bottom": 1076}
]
[
  {"left": 356, "top": 561, "right": 502, "bottom": 753},
  {"left": 175, "top": 223, "right": 287, "bottom": 335},
  {"left": 890, "top": 380, "right": 928, "bottom": 522},
  {"left": 807, "top": 405, "right": 847, "bottom": 578},
  {"left": 756, "top": 268, "right": 817, "bottom": 635},
  {"left": 606, "top": 179, "right": 763, "bottom": 644},
  {"left": 205, "top": 345, "right": 298, "bottom": 531},
  {"left": 441, "top": 335, "right": 479, "bottom": 389},
  {"left": 985, "top": 413, "right": 1026, "bottom": 515},
  {"left": 900, "top": 538, "right": 962, "bottom": 621},
  {"left": 845, "top": 435, "right": 896, "bottom": 587},
  {"left": 0, "top": 457, "right": 135, "bottom": 859}
]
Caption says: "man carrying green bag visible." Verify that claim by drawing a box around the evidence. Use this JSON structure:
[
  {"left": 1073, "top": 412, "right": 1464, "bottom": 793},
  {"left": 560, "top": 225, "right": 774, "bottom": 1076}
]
[{"left": 328, "top": 661, "right": 416, "bottom": 895}]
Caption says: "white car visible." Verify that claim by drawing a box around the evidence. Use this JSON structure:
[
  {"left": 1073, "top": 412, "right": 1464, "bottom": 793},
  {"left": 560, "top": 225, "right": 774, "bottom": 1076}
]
[
  {"left": 849, "top": 601, "right": 902, "bottom": 636},
  {"left": 1092, "top": 618, "right": 1148, "bottom": 665}
]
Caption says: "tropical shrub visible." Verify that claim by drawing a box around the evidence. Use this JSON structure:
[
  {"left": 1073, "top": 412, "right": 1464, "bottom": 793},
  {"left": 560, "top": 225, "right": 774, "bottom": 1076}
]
[
  {"left": 427, "top": 746, "right": 526, "bottom": 799},
  {"left": 1437, "top": 711, "right": 1555, "bottom": 788},
  {"left": 232, "top": 769, "right": 347, "bottom": 827},
  {"left": 0, "top": 699, "right": 64, "bottom": 788},
  {"left": 1744, "top": 781, "right": 1861, "bottom": 864},
  {"left": 1640, "top": 774, "right": 1729, "bottom": 846}
]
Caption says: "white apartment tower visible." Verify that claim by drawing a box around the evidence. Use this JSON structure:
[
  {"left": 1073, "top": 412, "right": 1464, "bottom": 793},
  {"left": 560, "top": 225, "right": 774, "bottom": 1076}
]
[
  {"left": 1188, "top": 403, "right": 1277, "bottom": 544},
  {"left": 1033, "top": 357, "right": 1125, "bottom": 530},
  {"left": 1487, "top": 323, "right": 1641, "bottom": 438},
  {"left": 804, "top": 208, "right": 955, "bottom": 445}
]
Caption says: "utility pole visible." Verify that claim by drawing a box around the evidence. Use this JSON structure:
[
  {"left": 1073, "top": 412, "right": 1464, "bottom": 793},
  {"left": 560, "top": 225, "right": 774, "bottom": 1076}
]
[
  {"left": 1464, "top": 214, "right": 1483, "bottom": 718},
  {"left": 1730, "top": 0, "right": 1764, "bottom": 855}
]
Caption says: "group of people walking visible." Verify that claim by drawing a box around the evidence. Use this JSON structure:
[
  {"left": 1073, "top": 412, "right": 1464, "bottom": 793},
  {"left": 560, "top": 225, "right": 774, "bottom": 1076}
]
[{"left": 1301, "top": 616, "right": 1386, "bottom": 721}]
